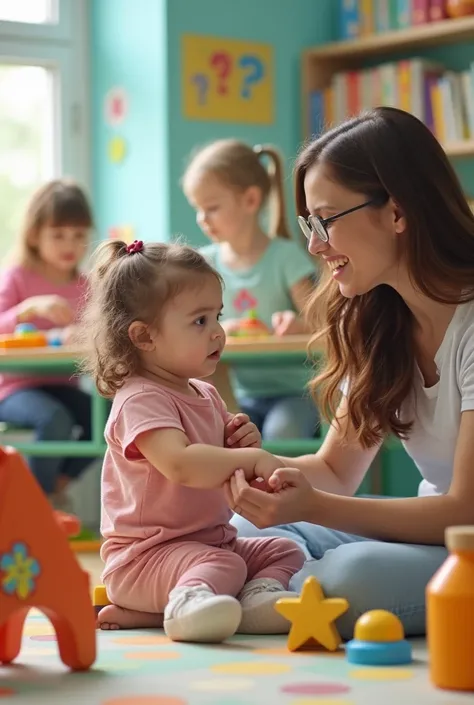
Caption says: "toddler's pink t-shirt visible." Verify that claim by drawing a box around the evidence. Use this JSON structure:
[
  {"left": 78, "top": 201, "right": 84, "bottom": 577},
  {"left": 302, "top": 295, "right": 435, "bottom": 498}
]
[
  {"left": 100, "top": 376, "right": 237, "bottom": 580},
  {"left": 0, "top": 265, "right": 88, "bottom": 400}
]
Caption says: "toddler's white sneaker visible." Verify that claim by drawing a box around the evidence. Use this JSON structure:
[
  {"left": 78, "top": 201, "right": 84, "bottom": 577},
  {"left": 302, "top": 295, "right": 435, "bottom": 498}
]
[
  {"left": 237, "top": 578, "right": 296, "bottom": 634},
  {"left": 164, "top": 583, "right": 242, "bottom": 642}
]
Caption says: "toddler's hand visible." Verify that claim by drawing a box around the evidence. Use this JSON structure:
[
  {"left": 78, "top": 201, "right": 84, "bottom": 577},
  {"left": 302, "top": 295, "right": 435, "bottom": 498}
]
[
  {"left": 271, "top": 310, "right": 305, "bottom": 336},
  {"left": 249, "top": 476, "right": 273, "bottom": 493},
  {"left": 225, "top": 413, "right": 261, "bottom": 448},
  {"left": 18, "top": 295, "right": 74, "bottom": 327},
  {"left": 60, "top": 324, "right": 78, "bottom": 345},
  {"left": 253, "top": 450, "right": 284, "bottom": 483}
]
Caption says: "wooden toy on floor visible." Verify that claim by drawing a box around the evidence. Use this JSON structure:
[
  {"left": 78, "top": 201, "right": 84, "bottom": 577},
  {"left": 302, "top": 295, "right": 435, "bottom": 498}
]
[
  {"left": 345, "top": 610, "right": 412, "bottom": 665},
  {"left": 93, "top": 585, "right": 111, "bottom": 615},
  {"left": 0, "top": 446, "right": 96, "bottom": 670},
  {"left": 426, "top": 525, "right": 474, "bottom": 691},
  {"left": 274, "top": 576, "right": 348, "bottom": 651}
]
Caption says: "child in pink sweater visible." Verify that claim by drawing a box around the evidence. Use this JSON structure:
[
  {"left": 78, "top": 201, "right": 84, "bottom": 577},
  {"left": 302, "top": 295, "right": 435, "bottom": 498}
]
[
  {"left": 0, "top": 180, "right": 93, "bottom": 507},
  {"left": 80, "top": 239, "right": 305, "bottom": 643}
]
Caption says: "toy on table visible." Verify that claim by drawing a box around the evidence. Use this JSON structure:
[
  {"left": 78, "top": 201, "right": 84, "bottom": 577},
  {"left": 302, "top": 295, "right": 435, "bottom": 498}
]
[
  {"left": 228, "top": 309, "right": 270, "bottom": 338},
  {"left": 48, "top": 333, "right": 64, "bottom": 347},
  {"left": 345, "top": 610, "right": 412, "bottom": 666},
  {"left": 426, "top": 525, "right": 474, "bottom": 691},
  {"left": 0, "top": 323, "right": 48, "bottom": 349},
  {"left": 274, "top": 576, "right": 349, "bottom": 651},
  {"left": 0, "top": 446, "right": 96, "bottom": 670},
  {"left": 0, "top": 323, "right": 64, "bottom": 349}
]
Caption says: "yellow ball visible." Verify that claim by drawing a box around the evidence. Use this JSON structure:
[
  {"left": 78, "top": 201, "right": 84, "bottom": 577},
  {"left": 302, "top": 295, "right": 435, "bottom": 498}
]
[{"left": 354, "top": 610, "right": 404, "bottom": 643}]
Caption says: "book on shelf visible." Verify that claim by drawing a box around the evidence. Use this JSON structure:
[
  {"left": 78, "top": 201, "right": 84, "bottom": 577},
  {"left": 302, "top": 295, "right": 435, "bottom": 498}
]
[
  {"left": 340, "top": 0, "right": 359, "bottom": 40},
  {"left": 339, "top": 0, "right": 450, "bottom": 40},
  {"left": 429, "top": 0, "right": 448, "bottom": 20},
  {"left": 308, "top": 59, "right": 474, "bottom": 145},
  {"left": 412, "top": 0, "right": 430, "bottom": 25}
]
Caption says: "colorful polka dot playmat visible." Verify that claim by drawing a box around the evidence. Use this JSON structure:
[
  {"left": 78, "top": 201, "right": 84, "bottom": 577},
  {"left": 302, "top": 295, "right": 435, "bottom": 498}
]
[{"left": 0, "top": 610, "right": 470, "bottom": 704}]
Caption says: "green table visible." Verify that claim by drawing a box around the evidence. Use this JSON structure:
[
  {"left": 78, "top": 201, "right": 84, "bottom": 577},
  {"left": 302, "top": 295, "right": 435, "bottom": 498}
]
[
  {"left": 0, "top": 337, "right": 320, "bottom": 457},
  {"left": 0, "top": 339, "right": 421, "bottom": 496}
]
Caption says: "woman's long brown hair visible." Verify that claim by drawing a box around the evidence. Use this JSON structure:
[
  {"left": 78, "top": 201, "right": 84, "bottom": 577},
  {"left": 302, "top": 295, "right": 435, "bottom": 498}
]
[{"left": 296, "top": 107, "right": 474, "bottom": 447}]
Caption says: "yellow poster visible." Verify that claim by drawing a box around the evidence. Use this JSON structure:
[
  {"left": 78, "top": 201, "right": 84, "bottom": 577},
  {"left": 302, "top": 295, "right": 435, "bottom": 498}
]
[{"left": 182, "top": 34, "right": 274, "bottom": 124}]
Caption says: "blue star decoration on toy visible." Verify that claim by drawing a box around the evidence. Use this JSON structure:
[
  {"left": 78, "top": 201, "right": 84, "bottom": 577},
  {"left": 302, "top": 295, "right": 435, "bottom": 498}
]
[
  {"left": 275, "top": 576, "right": 349, "bottom": 651},
  {"left": 0, "top": 542, "right": 41, "bottom": 600}
]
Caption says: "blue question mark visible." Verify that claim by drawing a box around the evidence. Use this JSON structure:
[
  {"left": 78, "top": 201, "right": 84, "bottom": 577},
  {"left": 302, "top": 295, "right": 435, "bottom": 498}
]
[
  {"left": 192, "top": 73, "right": 209, "bottom": 106},
  {"left": 239, "top": 55, "right": 264, "bottom": 99}
]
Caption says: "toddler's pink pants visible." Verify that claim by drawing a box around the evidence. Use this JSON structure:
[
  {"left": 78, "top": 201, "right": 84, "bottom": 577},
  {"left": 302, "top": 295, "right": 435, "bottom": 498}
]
[{"left": 105, "top": 535, "right": 305, "bottom": 614}]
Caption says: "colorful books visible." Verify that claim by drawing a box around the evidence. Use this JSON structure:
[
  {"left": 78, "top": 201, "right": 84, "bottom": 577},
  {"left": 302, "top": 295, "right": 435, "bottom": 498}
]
[
  {"left": 308, "top": 58, "right": 474, "bottom": 143},
  {"left": 337, "top": 0, "right": 450, "bottom": 39},
  {"left": 340, "top": 0, "right": 359, "bottom": 40}
]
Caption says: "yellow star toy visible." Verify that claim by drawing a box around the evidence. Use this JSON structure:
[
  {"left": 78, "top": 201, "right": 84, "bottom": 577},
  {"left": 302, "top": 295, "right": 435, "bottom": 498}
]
[{"left": 275, "top": 576, "right": 349, "bottom": 652}]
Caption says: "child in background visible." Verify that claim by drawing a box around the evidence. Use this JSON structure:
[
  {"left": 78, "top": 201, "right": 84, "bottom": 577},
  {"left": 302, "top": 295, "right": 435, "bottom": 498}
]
[
  {"left": 81, "top": 239, "right": 305, "bottom": 642},
  {"left": 183, "top": 139, "right": 319, "bottom": 440},
  {"left": 0, "top": 179, "right": 94, "bottom": 509}
]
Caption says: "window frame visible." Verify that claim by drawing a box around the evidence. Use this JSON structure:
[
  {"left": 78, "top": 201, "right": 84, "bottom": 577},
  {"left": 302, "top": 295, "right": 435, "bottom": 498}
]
[{"left": 0, "top": 0, "right": 90, "bottom": 188}]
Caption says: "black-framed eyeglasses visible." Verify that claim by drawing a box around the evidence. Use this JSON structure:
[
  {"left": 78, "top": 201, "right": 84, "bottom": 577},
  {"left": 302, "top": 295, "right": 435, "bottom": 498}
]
[{"left": 297, "top": 199, "right": 379, "bottom": 244}]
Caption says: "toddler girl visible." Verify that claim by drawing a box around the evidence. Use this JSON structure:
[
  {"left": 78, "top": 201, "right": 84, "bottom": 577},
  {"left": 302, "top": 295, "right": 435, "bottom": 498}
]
[
  {"left": 0, "top": 179, "right": 94, "bottom": 508},
  {"left": 81, "top": 239, "right": 305, "bottom": 643},
  {"left": 183, "top": 139, "right": 319, "bottom": 440}
]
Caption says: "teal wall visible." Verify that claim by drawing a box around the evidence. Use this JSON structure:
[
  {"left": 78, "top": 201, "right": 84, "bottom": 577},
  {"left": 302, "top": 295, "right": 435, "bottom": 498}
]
[
  {"left": 91, "top": 0, "right": 169, "bottom": 243},
  {"left": 91, "top": 3, "right": 474, "bottom": 243},
  {"left": 91, "top": 0, "right": 337, "bottom": 245},
  {"left": 166, "top": 0, "right": 336, "bottom": 246}
]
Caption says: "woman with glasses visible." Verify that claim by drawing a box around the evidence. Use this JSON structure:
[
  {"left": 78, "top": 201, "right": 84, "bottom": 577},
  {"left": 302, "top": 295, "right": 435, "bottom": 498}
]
[{"left": 228, "top": 106, "right": 474, "bottom": 639}]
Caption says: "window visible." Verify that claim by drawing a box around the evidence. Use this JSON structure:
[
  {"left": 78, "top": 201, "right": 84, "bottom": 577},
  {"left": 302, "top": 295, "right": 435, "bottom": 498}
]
[
  {"left": 0, "top": 0, "right": 89, "bottom": 260},
  {"left": 0, "top": 65, "right": 54, "bottom": 250},
  {"left": 0, "top": 0, "right": 56, "bottom": 24}
]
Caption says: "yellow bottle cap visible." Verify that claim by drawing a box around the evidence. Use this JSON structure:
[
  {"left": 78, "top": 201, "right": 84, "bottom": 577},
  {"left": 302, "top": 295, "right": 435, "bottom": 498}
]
[{"left": 446, "top": 526, "right": 474, "bottom": 552}]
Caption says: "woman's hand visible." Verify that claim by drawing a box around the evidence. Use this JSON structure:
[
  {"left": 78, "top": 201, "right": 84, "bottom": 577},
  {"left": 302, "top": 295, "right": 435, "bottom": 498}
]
[{"left": 225, "top": 467, "right": 317, "bottom": 528}]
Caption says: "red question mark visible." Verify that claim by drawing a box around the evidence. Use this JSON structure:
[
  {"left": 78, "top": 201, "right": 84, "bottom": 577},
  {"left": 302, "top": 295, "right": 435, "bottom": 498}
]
[{"left": 210, "top": 52, "right": 232, "bottom": 94}]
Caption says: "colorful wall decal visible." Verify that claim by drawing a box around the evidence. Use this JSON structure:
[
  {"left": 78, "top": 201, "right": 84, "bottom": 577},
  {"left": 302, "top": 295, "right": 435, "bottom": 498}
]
[
  {"left": 108, "top": 225, "right": 135, "bottom": 244},
  {"left": 108, "top": 136, "right": 127, "bottom": 163},
  {"left": 182, "top": 35, "right": 273, "bottom": 124},
  {"left": 104, "top": 87, "right": 129, "bottom": 126}
]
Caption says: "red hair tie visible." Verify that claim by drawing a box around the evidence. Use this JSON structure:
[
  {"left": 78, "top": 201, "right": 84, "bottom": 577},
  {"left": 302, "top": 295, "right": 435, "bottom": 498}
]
[{"left": 126, "top": 240, "right": 144, "bottom": 255}]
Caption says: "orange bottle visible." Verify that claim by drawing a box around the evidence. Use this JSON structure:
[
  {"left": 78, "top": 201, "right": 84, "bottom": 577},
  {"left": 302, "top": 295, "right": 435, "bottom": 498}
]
[{"left": 426, "top": 525, "right": 474, "bottom": 691}]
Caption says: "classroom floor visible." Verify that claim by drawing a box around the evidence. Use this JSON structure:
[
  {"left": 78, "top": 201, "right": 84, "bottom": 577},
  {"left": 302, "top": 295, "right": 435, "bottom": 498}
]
[{"left": 0, "top": 554, "right": 472, "bottom": 705}]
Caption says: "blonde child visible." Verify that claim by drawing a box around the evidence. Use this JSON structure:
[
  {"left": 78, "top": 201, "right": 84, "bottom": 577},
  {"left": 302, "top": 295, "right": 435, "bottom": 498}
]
[
  {"left": 0, "top": 179, "right": 93, "bottom": 508},
  {"left": 81, "top": 239, "right": 305, "bottom": 643},
  {"left": 183, "top": 139, "right": 319, "bottom": 440}
]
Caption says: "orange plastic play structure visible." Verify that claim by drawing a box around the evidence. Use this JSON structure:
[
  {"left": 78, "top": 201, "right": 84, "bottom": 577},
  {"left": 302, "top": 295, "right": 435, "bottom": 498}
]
[
  {"left": 0, "top": 446, "right": 96, "bottom": 670},
  {"left": 426, "top": 525, "right": 474, "bottom": 691}
]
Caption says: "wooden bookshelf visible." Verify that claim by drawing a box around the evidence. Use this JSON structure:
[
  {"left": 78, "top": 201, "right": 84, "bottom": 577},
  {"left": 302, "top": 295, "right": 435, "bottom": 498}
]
[
  {"left": 302, "top": 14, "right": 474, "bottom": 151},
  {"left": 306, "top": 15, "right": 474, "bottom": 63},
  {"left": 445, "top": 139, "right": 474, "bottom": 157}
]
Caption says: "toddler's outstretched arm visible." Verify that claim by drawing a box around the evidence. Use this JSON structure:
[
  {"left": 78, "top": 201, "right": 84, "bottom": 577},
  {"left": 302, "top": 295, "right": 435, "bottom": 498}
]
[{"left": 136, "top": 427, "right": 279, "bottom": 489}]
